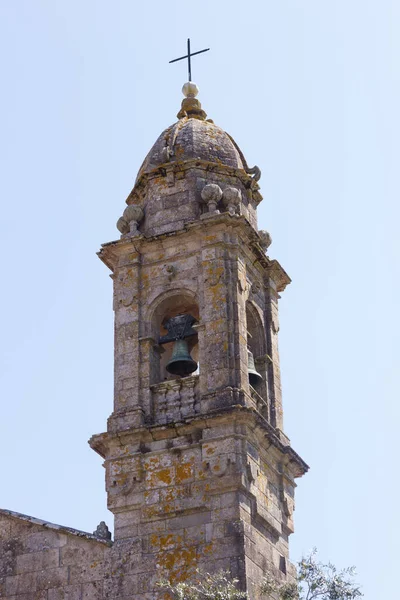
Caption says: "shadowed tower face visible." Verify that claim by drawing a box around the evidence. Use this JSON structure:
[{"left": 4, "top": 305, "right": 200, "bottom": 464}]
[{"left": 90, "top": 82, "right": 308, "bottom": 597}]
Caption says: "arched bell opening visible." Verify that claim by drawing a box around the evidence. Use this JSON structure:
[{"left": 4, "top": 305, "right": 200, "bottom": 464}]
[
  {"left": 148, "top": 291, "right": 200, "bottom": 384},
  {"left": 159, "top": 323, "right": 199, "bottom": 381},
  {"left": 246, "top": 301, "right": 268, "bottom": 417}
]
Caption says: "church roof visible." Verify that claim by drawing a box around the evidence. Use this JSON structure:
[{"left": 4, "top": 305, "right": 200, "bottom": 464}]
[{"left": 0, "top": 508, "right": 112, "bottom": 545}]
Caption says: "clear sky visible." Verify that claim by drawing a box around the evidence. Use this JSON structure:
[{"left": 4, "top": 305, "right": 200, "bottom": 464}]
[{"left": 0, "top": 1, "right": 398, "bottom": 598}]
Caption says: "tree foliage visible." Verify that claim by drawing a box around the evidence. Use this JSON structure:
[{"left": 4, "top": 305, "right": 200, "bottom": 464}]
[
  {"left": 158, "top": 550, "right": 362, "bottom": 600},
  {"left": 157, "top": 570, "right": 247, "bottom": 600},
  {"left": 262, "top": 550, "right": 362, "bottom": 600}
]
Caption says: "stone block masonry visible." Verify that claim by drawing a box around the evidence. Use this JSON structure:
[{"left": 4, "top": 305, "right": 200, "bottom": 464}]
[
  {"left": 0, "top": 83, "right": 308, "bottom": 599},
  {"left": 0, "top": 510, "right": 109, "bottom": 600}
]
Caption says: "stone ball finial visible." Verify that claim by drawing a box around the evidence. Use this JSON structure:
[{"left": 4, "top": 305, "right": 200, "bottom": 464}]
[
  {"left": 259, "top": 230, "right": 272, "bottom": 251},
  {"left": 222, "top": 186, "right": 242, "bottom": 215},
  {"left": 178, "top": 82, "right": 206, "bottom": 120},
  {"left": 182, "top": 82, "right": 199, "bottom": 98},
  {"left": 117, "top": 205, "right": 144, "bottom": 237},
  {"left": 201, "top": 183, "right": 223, "bottom": 214},
  {"left": 116, "top": 216, "right": 129, "bottom": 234},
  {"left": 123, "top": 205, "right": 144, "bottom": 224}
]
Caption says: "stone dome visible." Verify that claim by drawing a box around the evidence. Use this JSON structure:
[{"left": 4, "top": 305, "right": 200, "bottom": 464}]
[
  {"left": 134, "top": 84, "right": 250, "bottom": 186},
  {"left": 136, "top": 118, "right": 246, "bottom": 183}
]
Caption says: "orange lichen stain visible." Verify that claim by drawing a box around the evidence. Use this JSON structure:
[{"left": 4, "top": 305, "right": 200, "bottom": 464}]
[
  {"left": 162, "top": 487, "right": 182, "bottom": 502},
  {"left": 163, "top": 490, "right": 175, "bottom": 503},
  {"left": 141, "top": 273, "right": 149, "bottom": 289},
  {"left": 144, "top": 456, "right": 161, "bottom": 471},
  {"left": 144, "top": 490, "right": 159, "bottom": 505},
  {"left": 111, "top": 460, "right": 124, "bottom": 475},
  {"left": 175, "top": 463, "right": 193, "bottom": 483},
  {"left": 146, "top": 468, "right": 174, "bottom": 488},
  {"left": 150, "top": 533, "right": 183, "bottom": 552},
  {"left": 90, "top": 562, "right": 98, "bottom": 568},
  {"left": 202, "top": 543, "right": 214, "bottom": 556},
  {"left": 158, "top": 547, "right": 198, "bottom": 584},
  {"left": 126, "top": 268, "right": 133, "bottom": 279},
  {"left": 142, "top": 505, "right": 159, "bottom": 519},
  {"left": 197, "top": 469, "right": 207, "bottom": 481},
  {"left": 111, "top": 471, "right": 129, "bottom": 488},
  {"left": 156, "top": 468, "right": 173, "bottom": 485},
  {"left": 198, "top": 461, "right": 213, "bottom": 480},
  {"left": 205, "top": 446, "right": 216, "bottom": 456}
]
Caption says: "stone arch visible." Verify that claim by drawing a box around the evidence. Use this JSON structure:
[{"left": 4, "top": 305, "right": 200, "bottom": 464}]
[
  {"left": 246, "top": 300, "right": 266, "bottom": 358},
  {"left": 146, "top": 288, "right": 199, "bottom": 333},
  {"left": 245, "top": 300, "right": 269, "bottom": 417},
  {"left": 146, "top": 288, "right": 200, "bottom": 383}
]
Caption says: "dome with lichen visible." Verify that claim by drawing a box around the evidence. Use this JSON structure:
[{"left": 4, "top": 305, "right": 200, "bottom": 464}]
[
  {"left": 122, "top": 83, "right": 262, "bottom": 238},
  {"left": 134, "top": 83, "right": 255, "bottom": 187},
  {"left": 136, "top": 118, "right": 246, "bottom": 183}
]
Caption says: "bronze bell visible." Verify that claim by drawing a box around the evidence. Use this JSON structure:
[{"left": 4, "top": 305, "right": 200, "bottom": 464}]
[
  {"left": 166, "top": 339, "right": 198, "bottom": 377},
  {"left": 248, "top": 349, "right": 262, "bottom": 386}
]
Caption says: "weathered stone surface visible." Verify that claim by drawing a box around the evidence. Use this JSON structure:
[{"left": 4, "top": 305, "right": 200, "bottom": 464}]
[
  {"left": 1, "top": 87, "right": 308, "bottom": 600},
  {"left": 0, "top": 513, "right": 109, "bottom": 600}
]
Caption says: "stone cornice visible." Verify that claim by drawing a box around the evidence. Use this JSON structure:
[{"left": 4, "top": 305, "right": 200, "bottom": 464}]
[
  {"left": 97, "top": 213, "right": 291, "bottom": 293},
  {"left": 128, "top": 158, "right": 263, "bottom": 206},
  {"left": 89, "top": 404, "right": 308, "bottom": 478}
]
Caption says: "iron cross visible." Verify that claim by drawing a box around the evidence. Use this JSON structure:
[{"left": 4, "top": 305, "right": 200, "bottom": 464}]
[{"left": 169, "top": 38, "right": 210, "bottom": 82}]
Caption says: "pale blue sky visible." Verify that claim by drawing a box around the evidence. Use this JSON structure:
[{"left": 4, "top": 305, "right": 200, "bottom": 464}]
[{"left": 0, "top": 1, "right": 399, "bottom": 599}]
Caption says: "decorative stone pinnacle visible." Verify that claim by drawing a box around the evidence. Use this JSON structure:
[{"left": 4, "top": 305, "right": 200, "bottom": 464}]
[
  {"left": 222, "top": 186, "right": 242, "bottom": 215},
  {"left": 177, "top": 82, "right": 207, "bottom": 121},
  {"left": 93, "top": 521, "right": 111, "bottom": 540},
  {"left": 259, "top": 230, "right": 272, "bottom": 251},
  {"left": 182, "top": 82, "right": 199, "bottom": 98},
  {"left": 117, "top": 205, "right": 144, "bottom": 238},
  {"left": 201, "top": 183, "right": 222, "bottom": 214}
]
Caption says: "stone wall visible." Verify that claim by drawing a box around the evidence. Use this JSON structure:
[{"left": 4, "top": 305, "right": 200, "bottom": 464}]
[
  {"left": 88, "top": 407, "right": 305, "bottom": 599},
  {"left": 0, "top": 512, "right": 109, "bottom": 600}
]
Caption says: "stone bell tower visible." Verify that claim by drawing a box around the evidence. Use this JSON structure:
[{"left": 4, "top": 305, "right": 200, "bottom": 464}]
[{"left": 89, "top": 82, "right": 308, "bottom": 598}]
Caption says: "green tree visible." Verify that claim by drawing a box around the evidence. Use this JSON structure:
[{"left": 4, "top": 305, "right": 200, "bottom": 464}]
[
  {"left": 260, "top": 549, "right": 363, "bottom": 600},
  {"left": 157, "top": 570, "right": 247, "bottom": 600},
  {"left": 158, "top": 550, "right": 362, "bottom": 600}
]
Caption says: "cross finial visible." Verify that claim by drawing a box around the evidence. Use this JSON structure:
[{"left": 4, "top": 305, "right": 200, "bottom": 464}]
[{"left": 169, "top": 38, "right": 210, "bottom": 82}]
